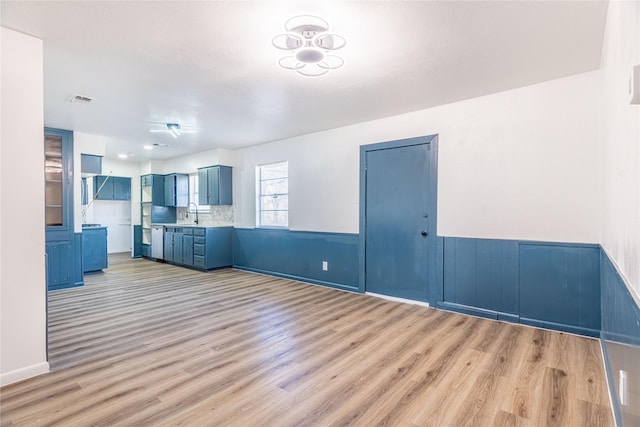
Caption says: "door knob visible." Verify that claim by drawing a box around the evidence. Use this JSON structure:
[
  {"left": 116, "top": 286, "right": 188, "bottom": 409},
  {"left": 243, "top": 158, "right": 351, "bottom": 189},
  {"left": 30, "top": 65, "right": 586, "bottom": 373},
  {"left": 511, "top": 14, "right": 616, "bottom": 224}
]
[{"left": 421, "top": 230, "right": 428, "bottom": 236}]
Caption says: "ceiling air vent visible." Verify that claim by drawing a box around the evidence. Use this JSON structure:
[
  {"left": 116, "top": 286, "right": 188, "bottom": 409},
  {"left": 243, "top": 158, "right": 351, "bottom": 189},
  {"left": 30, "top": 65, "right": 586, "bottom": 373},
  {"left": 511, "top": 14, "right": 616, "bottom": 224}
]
[{"left": 67, "top": 94, "right": 94, "bottom": 103}]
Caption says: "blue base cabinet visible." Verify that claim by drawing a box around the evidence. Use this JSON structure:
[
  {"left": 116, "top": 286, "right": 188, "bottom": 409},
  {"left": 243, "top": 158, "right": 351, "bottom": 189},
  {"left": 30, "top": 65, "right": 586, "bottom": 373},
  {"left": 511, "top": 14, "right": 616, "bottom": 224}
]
[
  {"left": 82, "top": 226, "right": 108, "bottom": 272},
  {"left": 46, "top": 241, "right": 73, "bottom": 290},
  {"left": 164, "top": 226, "right": 232, "bottom": 270}
]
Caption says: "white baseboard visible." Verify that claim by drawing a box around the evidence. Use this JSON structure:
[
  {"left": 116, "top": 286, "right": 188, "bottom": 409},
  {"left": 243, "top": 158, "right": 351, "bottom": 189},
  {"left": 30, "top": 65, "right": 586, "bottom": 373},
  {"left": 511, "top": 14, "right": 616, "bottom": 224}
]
[
  {"left": 365, "top": 292, "right": 431, "bottom": 307},
  {"left": 0, "top": 361, "right": 49, "bottom": 386}
]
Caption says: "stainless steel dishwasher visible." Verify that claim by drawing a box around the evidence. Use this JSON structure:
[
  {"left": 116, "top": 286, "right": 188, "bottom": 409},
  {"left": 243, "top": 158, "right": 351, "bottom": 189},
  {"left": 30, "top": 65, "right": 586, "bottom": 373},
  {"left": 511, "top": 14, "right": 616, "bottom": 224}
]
[{"left": 151, "top": 225, "right": 164, "bottom": 259}]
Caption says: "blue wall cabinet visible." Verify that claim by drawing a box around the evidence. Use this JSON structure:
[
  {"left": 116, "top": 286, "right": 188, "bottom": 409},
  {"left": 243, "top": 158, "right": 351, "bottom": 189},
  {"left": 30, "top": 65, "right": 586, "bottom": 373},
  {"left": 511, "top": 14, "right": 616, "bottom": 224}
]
[
  {"left": 141, "top": 174, "right": 165, "bottom": 205},
  {"left": 80, "top": 154, "right": 102, "bottom": 174},
  {"left": 45, "top": 128, "right": 82, "bottom": 290},
  {"left": 164, "top": 173, "right": 189, "bottom": 207},
  {"left": 82, "top": 226, "right": 108, "bottom": 272},
  {"left": 93, "top": 176, "right": 131, "bottom": 200},
  {"left": 113, "top": 177, "right": 131, "bottom": 200},
  {"left": 93, "top": 175, "right": 112, "bottom": 200},
  {"left": 198, "top": 165, "right": 232, "bottom": 205}
]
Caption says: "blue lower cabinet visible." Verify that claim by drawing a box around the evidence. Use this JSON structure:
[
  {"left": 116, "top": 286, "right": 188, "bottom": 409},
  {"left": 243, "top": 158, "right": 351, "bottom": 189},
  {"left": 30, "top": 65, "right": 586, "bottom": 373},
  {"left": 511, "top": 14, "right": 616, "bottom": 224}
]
[
  {"left": 183, "top": 235, "right": 194, "bottom": 267},
  {"left": 141, "top": 244, "right": 151, "bottom": 257},
  {"left": 46, "top": 241, "right": 73, "bottom": 289},
  {"left": 133, "top": 225, "right": 142, "bottom": 258},
  {"left": 173, "top": 233, "right": 183, "bottom": 264},
  {"left": 164, "top": 230, "right": 174, "bottom": 262},
  {"left": 163, "top": 226, "right": 232, "bottom": 270},
  {"left": 82, "top": 227, "right": 108, "bottom": 272}
]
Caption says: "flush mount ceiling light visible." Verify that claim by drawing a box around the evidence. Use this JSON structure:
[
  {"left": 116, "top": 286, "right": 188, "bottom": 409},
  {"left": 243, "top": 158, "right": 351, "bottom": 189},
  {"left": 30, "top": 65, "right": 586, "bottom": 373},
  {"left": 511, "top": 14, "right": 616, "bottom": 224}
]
[
  {"left": 272, "top": 15, "right": 346, "bottom": 77},
  {"left": 149, "top": 123, "right": 197, "bottom": 138}
]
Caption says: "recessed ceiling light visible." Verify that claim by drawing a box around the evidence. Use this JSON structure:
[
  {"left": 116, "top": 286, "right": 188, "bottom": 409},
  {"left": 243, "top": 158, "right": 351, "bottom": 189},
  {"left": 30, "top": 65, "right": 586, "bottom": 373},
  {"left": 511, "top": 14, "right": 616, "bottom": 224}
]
[
  {"left": 118, "top": 153, "right": 135, "bottom": 159},
  {"left": 144, "top": 145, "right": 154, "bottom": 150}
]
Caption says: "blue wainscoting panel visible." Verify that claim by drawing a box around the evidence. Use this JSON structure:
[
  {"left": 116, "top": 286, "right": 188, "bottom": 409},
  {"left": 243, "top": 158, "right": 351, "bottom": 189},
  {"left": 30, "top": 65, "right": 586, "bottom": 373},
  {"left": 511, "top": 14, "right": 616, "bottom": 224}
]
[
  {"left": 233, "top": 228, "right": 359, "bottom": 291},
  {"left": 519, "top": 242, "right": 600, "bottom": 336},
  {"left": 600, "top": 252, "right": 640, "bottom": 427},
  {"left": 442, "top": 238, "right": 519, "bottom": 320}
]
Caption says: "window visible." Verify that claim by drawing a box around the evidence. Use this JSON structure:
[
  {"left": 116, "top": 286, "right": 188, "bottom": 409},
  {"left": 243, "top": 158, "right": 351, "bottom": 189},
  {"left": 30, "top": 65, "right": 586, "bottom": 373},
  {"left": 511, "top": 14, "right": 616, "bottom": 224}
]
[
  {"left": 256, "top": 161, "right": 288, "bottom": 228},
  {"left": 189, "top": 173, "right": 209, "bottom": 212}
]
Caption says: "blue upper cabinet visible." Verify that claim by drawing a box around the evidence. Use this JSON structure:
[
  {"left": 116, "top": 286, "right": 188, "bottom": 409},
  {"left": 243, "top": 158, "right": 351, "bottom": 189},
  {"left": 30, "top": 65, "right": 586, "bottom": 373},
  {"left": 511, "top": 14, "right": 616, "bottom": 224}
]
[
  {"left": 141, "top": 174, "right": 165, "bottom": 205},
  {"left": 113, "top": 177, "right": 131, "bottom": 200},
  {"left": 198, "top": 165, "right": 232, "bottom": 205},
  {"left": 164, "top": 173, "right": 189, "bottom": 207},
  {"left": 93, "top": 175, "right": 131, "bottom": 200},
  {"left": 93, "top": 175, "right": 112, "bottom": 200},
  {"left": 80, "top": 154, "right": 102, "bottom": 174}
]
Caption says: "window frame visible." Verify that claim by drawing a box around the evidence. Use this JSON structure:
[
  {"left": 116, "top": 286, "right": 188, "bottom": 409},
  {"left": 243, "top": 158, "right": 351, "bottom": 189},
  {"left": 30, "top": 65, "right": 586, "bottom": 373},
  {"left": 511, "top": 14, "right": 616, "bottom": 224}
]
[
  {"left": 256, "top": 161, "right": 289, "bottom": 229},
  {"left": 188, "top": 172, "right": 210, "bottom": 213}
]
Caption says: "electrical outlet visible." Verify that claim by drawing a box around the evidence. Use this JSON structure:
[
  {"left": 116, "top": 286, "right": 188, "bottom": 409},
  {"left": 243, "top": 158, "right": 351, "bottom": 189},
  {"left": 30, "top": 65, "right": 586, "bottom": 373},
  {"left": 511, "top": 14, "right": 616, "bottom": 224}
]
[
  {"left": 322, "top": 261, "right": 328, "bottom": 271},
  {"left": 619, "top": 370, "right": 628, "bottom": 406}
]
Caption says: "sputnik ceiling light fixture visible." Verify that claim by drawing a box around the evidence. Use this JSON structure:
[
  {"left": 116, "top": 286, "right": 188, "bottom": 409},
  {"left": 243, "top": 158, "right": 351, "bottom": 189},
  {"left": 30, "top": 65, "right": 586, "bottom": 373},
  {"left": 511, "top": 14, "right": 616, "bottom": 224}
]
[
  {"left": 149, "top": 123, "right": 197, "bottom": 139},
  {"left": 272, "top": 15, "right": 346, "bottom": 77}
]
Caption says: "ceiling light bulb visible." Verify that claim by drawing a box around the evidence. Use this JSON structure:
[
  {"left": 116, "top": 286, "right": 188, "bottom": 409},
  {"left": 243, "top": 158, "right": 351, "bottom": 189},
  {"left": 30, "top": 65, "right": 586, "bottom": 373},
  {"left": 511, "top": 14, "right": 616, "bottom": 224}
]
[
  {"left": 118, "top": 153, "right": 128, "bottom": 159},
  {"left": 296, "top": 48, "right": 325, "bottom": 64},
  {"left": 144, "top": 145, "right": 154, "bottom": 150}
]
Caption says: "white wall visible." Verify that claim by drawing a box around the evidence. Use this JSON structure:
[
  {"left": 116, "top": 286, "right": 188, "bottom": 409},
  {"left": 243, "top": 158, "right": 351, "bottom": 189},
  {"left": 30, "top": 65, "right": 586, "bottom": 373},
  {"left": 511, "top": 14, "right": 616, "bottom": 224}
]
[
  {"left": 75, "top": 136, "right": 141, "bottom": 254},
  {"left": 0, "top": 28, "right": 49, "bottom": 385},
  {"left": 159, "top": 148, "right": 234, "bottom": 174},
  {"left": 74, "top": 131, "right": 106, "bottom": 232},
  {"left": 600, "top": 0, "right": 640, "bottom": 303},
  {"left": 233, "top": 71, "right": 601, "bottom": 244}
]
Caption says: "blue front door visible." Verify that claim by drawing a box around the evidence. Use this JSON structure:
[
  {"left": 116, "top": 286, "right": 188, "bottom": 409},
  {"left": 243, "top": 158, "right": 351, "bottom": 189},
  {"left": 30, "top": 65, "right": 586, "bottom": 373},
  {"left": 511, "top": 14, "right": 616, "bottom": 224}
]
[{"left": 364, "top": 139, "right": 437, "bottom": 302}]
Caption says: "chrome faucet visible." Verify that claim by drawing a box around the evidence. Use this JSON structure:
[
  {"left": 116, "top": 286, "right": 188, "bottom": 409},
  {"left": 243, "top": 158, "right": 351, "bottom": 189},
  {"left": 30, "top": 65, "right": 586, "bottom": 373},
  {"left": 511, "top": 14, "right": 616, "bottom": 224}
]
[{"left": 187, "top": 202, "right": 199, "bottom": 225}]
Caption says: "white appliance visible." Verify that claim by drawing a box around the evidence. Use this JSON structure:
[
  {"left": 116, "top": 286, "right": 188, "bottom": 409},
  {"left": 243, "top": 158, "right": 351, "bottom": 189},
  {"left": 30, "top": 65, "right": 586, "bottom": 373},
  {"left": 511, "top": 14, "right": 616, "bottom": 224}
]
[{"left": 151, "top": 225, "right": 164, "bottom": 259}]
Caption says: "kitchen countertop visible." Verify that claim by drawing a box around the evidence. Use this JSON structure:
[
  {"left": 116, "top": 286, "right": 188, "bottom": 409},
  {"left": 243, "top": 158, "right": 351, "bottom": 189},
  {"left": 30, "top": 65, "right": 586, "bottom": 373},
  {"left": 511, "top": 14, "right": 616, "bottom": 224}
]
[
  {"left": 152, "top": 223, "right": 232, "bottom": 228},
  {"left": 82, "top": 224, "right": 107, "bottom": 229}
]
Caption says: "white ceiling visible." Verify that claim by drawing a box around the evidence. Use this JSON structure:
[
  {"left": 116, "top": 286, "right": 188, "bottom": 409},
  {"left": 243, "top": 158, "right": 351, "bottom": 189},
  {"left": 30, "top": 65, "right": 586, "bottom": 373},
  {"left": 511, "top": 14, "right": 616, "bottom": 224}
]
[{"left": 1, "top": 1, "right": 608, "bottom": 160}]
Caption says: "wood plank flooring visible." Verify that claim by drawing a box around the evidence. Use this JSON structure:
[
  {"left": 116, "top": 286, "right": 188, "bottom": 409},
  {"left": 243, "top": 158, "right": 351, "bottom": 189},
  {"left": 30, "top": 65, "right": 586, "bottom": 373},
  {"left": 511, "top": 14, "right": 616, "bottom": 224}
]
[{"left": 0, "top": 253, "right": 614, "bottom": 426}]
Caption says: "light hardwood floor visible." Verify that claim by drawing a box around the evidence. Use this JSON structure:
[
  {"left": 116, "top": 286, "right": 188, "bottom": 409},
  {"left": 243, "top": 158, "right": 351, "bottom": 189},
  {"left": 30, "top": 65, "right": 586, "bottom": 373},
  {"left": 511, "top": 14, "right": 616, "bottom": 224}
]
[{"left": 1, "top": 254, "right": 614, "bottom": 426}]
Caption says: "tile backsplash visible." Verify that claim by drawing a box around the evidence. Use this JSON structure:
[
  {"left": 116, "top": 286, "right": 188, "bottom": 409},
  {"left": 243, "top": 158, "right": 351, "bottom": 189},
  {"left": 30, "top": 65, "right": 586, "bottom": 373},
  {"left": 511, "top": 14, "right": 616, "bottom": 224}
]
[{"left": 177, "top": 205, "right": 234, "bottom": 227}]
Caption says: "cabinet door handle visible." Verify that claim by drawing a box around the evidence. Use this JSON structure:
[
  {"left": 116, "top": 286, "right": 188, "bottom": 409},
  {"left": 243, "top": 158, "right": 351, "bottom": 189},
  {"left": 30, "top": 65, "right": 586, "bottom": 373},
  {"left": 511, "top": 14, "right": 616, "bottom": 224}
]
[{"left": 421, "top": 230, "right": 428, "bottom": 237}]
